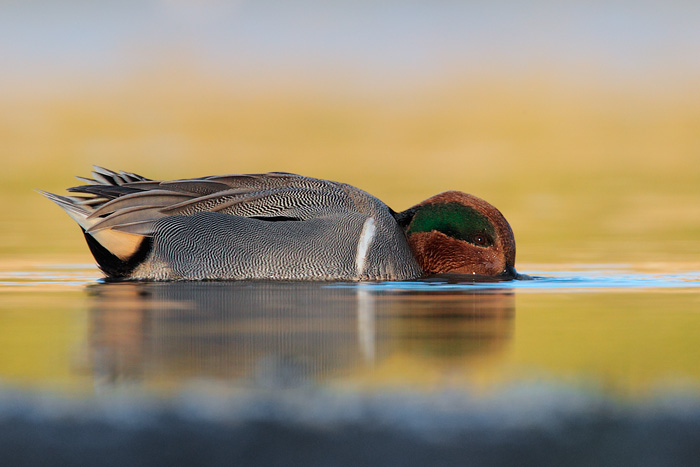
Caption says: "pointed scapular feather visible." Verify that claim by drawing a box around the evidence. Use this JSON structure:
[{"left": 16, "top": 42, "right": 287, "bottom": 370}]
[
  {"left": 159, "top": 179, "right": 233, "bottom": 195},
  {"left": 120, "top": 181, "right": 166, "bottom": 191},
  {"left": 109, "top": 220, "right": 160, "bottom": 236},
  {"left": 68, "top": 184, "right": 142, "bottom": 199},
  {"left": 88, "top": 190, "right": 195, "bottom": 218},
  {"left": 88, "top": 205, "right": 167, "bottom": 233},
  {"left": 77, "top": 197, "right": 108, "bottom": 206}
]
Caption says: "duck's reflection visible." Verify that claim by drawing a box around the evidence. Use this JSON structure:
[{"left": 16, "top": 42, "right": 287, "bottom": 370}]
[{"left": 86, "top": 281, "right": 515, "bottom": 390}]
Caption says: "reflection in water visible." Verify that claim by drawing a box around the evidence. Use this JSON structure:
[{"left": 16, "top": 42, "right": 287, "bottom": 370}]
[{"left": 86, "top": 281, "right": 515, "bottom": 390}]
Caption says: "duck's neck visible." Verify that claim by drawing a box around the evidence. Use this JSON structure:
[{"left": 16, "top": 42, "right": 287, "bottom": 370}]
[{"left": 391, "top": 207, "right": 417, "bottom": 231}]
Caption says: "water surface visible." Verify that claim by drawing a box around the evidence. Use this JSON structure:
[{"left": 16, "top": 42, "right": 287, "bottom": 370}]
[{"left": 2, "top": 261, "right": 699, "bottom": 399}]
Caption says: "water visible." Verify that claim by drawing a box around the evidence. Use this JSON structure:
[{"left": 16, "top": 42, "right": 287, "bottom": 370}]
[
  {"left": 2, "top": 261, "right": 700, "bottom": 465},
  {"left": 2, "top": 261, "right": 700, "bottom": 396}
]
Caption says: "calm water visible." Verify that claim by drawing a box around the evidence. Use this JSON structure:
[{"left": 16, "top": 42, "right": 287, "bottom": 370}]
[{"left": 2, "top": 261, "right": 699, "bottom": 399}]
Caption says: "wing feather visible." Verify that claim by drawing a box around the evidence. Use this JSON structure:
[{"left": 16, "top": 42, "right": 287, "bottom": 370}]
[
  {"left": 87, "top": 205, "right": 169, "bottom": 233},
  {"left": 49, "top": 168, "right": 358, "bottom": 238},
  {"left": 159, "top": 179, "right": 233, "bottom": 195},
  {"left": 88, "top": 190, "right": 195, "bottom": 218}
]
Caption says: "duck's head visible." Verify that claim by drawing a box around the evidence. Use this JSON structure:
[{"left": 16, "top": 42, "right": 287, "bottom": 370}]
[{"left": 396, "top": 191, "right": 517, "bottom": 279}]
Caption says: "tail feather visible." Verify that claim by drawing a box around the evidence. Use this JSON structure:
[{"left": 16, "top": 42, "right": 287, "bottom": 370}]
[
  {"left": 39, "top": 189, "right": 147, "bottom": 263},
  {"left": 37, "top": 190, "right": 94, "bottom": 229}
]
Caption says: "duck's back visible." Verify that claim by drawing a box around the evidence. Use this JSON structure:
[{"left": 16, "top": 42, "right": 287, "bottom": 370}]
[{"left": 43, "top": 168, "right": 422, "bottom": 281}]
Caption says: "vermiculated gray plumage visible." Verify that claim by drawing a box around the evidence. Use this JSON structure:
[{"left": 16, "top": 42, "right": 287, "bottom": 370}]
[{"left": 42, "top": 166, "right": 423, "bottom": 281}]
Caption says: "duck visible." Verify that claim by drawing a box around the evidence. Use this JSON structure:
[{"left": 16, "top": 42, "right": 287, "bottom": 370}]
[{"left": 40, "top": 166, "right": 518, "bottom": 281}]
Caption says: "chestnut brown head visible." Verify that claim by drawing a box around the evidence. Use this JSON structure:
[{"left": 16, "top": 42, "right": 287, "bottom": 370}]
[{"left": 398, "top": 191, "right": 517, "bottom": 278}]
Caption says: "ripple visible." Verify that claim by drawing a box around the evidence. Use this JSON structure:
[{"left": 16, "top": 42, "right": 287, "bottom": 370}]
[
  {"left": 1, "top": 262, "right": 699, "bottom": 292},
  {"left": 331, "top": 267, "right": 700, "bottom": 292},
  {"left": 0, "top": 263, "right": 98, "bottom": 289}
]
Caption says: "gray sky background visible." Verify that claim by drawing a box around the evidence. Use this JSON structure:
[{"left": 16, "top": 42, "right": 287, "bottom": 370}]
[{"left": 2, "top": 1, "right": 699, "bottom": 91}]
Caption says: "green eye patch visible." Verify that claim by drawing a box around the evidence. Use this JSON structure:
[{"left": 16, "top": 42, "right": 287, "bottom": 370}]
[{"left": 407, "top": 202, "right": 496, "bottom": 247}]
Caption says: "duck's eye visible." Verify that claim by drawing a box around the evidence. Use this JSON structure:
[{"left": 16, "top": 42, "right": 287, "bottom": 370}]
[{"left": 471, "top": 233, "right": 493, "bottom": 247}]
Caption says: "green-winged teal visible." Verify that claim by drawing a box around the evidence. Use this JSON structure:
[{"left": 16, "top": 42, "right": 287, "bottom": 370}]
[{"left": 41, "top": 167, "right": 518, "bottom": 281}]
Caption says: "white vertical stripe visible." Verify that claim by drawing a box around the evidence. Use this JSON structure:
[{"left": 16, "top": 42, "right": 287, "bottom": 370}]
[{"left": 355, "top": 217, "right": 376, "bottom": 276}]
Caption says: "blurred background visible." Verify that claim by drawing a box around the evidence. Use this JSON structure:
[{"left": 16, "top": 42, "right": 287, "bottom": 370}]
[{"left": 2, "top": 0, "right": 699, "bottom": 265}]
